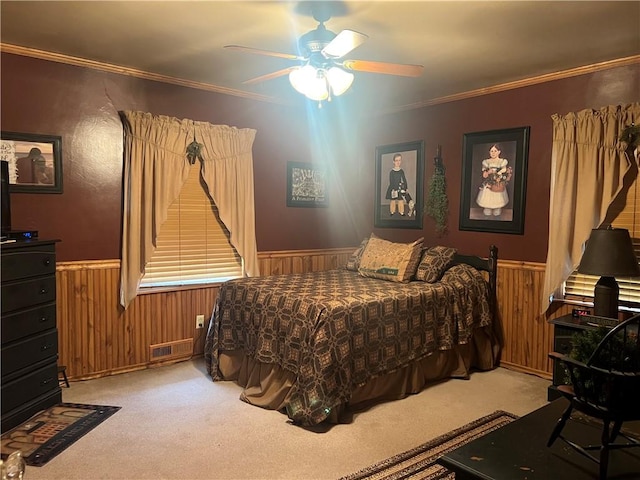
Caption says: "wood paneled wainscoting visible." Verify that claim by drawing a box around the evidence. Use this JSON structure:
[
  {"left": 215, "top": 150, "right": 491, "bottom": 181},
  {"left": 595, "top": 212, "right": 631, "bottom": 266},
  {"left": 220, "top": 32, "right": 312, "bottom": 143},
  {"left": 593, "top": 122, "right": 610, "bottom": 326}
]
[
  {"left": 496, "top": 259, "right": 572, "bottom": 379},
  {"left": 56, "top": 248, "right": 354, "bottom": 380},
  {"left": 56, "top": 250, "right": 570, "bottom": 381}
]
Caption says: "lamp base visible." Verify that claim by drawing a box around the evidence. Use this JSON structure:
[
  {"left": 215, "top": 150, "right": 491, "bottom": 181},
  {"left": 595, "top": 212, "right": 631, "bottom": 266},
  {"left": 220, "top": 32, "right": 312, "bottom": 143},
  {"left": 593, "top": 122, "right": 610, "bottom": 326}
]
[{"left": 593, "top": 276, "right": 619, "bottom": 320}]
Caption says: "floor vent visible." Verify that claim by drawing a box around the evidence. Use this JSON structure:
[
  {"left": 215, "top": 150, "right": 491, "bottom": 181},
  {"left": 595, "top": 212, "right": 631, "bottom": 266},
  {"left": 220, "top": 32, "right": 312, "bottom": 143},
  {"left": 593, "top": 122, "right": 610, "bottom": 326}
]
[{"left": 149, "top": 338, "right": 193, "bottom": 362}]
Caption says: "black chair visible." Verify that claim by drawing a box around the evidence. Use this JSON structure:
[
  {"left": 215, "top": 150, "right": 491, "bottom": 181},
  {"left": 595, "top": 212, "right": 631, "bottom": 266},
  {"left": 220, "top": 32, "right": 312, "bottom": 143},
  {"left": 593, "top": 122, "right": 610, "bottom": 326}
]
[
  {"left": 58, "top": 364, "right": 70, "bottom": 387},
  {"left": 547, "top": 313, "right": 640, "bottom": 479}
]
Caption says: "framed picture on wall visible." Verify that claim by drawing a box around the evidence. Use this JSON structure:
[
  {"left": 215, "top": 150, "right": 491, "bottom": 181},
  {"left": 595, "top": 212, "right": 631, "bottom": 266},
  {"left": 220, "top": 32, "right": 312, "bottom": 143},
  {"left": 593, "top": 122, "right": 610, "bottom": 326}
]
[
  {"left": 0, "top": 131, "right": 63, "bottom": 193},
  {"left": 459, "top": 126, "right": 529, "bottom": 234},
  {"left": 286, "top": 161, "right": 328, "bottom": 207},
  {"left": 375, "top": 140, "right": 424, "bottom": 229}
]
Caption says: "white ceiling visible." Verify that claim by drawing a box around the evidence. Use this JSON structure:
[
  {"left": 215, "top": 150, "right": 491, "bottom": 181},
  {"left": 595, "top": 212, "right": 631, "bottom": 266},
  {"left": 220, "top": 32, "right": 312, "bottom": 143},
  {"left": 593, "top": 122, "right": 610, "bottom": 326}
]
[{"left": 1, "top": 1, "right": 639, "bottom": 111}]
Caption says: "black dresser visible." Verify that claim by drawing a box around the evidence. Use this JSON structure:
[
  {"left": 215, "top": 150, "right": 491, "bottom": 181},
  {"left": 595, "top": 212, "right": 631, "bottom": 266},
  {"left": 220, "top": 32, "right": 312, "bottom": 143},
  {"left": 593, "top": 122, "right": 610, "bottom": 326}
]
[{"left": 1, "top": 239, "right": 61, "bottom": 433}]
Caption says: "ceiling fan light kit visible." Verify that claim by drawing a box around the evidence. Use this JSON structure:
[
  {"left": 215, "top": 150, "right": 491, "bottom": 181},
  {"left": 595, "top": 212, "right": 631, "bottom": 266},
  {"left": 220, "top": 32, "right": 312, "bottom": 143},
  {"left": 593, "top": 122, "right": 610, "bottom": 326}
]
[
  {"left": 289, "top": 64, "right": 354, "bottom": 103},
  {"left": 287, "top": 23, "right": 361, "bottom": 105},
  {"left": 226, "top": 4, "right": 424, "bottom": 106},
  {"left": 326, "top": 66, "right": 354, "bottom": 95}
]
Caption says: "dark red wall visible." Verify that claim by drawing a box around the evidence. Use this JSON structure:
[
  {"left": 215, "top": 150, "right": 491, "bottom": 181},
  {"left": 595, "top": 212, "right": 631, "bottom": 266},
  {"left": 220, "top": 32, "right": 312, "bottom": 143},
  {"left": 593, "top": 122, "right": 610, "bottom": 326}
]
[
  {"left": 1, "top": 53, "right": 362, "bottom": 260},
  {"left": 2, "top": 52, "right": 638, "bottom": 263},
  {"left": 359, "top": 65, "right": 640, "bottom": 262}
]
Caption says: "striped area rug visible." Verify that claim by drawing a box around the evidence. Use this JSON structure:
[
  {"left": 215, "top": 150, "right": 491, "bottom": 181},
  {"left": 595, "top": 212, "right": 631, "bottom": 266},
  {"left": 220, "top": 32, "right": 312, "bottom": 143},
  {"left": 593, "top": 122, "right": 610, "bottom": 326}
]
[{"left": 339, "top": 410, "right": 517, "bottom": 480}]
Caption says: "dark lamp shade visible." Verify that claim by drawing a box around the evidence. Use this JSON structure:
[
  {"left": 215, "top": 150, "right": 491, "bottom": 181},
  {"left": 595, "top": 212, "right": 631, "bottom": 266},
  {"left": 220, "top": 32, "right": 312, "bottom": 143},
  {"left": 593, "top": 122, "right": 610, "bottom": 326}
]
[{"left": 578, "top": 228, "right": 640, "bottom": 277}]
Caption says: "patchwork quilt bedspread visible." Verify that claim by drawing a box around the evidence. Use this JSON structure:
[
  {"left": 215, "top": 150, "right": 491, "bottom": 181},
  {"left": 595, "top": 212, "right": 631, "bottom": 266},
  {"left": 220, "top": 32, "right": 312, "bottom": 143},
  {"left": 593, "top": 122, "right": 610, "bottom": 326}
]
[{"left": 204, "top": 265, "right": 492, "bottom": 425}]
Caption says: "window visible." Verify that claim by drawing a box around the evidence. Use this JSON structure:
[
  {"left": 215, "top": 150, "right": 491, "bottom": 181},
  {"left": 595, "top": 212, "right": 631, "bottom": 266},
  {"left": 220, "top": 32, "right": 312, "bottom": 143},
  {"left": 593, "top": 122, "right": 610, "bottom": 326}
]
[
  {"left": 139, "top": 165, "right": 243, "bottom": 288},
  {"left": 564, "top": 174, "right": 640, "bottom": 308}
]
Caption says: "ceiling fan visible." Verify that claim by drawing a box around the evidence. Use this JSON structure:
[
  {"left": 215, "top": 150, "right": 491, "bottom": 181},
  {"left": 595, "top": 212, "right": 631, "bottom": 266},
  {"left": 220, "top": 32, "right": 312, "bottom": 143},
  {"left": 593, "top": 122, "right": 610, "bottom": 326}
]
[{"left": 224, "top": 5, "right": 424, "bottom": 104}]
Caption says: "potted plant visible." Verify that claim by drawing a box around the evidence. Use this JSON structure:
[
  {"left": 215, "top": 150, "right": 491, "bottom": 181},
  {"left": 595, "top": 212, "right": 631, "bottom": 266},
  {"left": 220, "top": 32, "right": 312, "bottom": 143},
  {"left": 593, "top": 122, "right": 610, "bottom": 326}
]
[{"left": 567, "top": 324, "right": 640, "bottom": 406}]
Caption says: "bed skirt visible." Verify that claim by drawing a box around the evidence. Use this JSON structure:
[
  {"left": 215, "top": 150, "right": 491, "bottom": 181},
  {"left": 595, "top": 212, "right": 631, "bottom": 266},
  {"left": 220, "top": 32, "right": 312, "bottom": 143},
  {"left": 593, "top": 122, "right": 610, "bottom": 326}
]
[{"left": 217, "top": 325, "right": 499, "bottom": 424}]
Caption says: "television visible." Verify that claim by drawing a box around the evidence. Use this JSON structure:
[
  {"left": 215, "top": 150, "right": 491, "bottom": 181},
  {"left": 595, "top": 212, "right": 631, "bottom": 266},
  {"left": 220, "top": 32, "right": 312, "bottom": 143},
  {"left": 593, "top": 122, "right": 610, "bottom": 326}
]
[{"left": 1, "top": 160, "right": 11, "bottom": 236}]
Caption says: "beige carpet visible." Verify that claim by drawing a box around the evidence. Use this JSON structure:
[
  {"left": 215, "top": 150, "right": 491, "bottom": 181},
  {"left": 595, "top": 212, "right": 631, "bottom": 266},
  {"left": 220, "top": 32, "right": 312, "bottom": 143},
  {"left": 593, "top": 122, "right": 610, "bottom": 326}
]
[{"left": 23, "top": 358, "right": 550, "bottom": 480}]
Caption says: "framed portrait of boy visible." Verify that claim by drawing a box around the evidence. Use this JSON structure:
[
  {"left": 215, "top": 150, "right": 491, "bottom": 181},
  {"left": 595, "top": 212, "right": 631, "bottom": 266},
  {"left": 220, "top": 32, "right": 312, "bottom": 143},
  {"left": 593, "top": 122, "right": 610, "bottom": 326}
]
[
  {"left": 459, "top": 127, "right": 529, "bottom": 234},
  {"left": 374, "top": 140, "right": 424, "bottom": 229}
]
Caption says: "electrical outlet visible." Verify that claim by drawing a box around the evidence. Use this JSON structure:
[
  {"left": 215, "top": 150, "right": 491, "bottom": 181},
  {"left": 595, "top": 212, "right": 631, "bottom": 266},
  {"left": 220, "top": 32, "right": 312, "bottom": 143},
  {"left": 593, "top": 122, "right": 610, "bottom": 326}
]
[{"left": 196, "top": 314, "right": 205, "bottom": 329}]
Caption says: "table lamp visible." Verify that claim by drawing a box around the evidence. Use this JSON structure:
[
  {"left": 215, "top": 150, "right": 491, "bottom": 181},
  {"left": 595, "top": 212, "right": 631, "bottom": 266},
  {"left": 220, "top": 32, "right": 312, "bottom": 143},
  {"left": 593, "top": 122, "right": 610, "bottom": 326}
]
[{"left": 577, "top": 227, "right": 640, "bottom": 319}]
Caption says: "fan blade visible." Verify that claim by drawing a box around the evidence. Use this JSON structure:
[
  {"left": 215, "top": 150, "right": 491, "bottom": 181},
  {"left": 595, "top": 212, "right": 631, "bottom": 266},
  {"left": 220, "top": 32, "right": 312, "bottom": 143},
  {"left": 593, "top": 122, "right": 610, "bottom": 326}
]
[
  {"left": 321, "top": 29, "right": 368, "bottom": 59},
  {"left": 224, "top": 45, "right": 302, "bottom": 61},
  {"left": 242, "top": 66, "right": 298, "bottom": 85},
  {"left": 342, "top": 59, "right": 424, "bottom": 77}
]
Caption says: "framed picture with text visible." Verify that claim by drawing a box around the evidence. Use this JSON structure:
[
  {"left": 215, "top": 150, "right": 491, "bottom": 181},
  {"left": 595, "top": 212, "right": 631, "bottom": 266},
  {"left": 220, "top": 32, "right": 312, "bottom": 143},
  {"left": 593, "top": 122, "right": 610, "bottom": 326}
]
[{"left": 286, "top": 161, "right": 328, "bottom": 207}]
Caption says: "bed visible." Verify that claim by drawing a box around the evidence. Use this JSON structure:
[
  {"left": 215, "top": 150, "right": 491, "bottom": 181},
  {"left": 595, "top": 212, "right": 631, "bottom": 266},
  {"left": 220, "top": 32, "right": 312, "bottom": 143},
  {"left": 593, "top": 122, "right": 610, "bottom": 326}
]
[{"left": 204, "top": 238, "right": 500, "bottom": 427}]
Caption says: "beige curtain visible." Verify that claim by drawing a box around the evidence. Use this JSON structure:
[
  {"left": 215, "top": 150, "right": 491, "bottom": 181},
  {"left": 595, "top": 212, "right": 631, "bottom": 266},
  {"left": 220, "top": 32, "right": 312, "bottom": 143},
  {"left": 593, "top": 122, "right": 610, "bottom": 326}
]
[
  {"left": 120, "top": 111, "right": 193, "bottom": 308},
  {"left": 194, "top": 121, "right": 259, "bottom": 279},
  {"left": 541, "top": 103, "right": 640, "bottom": 314},
  {"left": 120, "top": 111, "right": 259, "bottom": 309}
]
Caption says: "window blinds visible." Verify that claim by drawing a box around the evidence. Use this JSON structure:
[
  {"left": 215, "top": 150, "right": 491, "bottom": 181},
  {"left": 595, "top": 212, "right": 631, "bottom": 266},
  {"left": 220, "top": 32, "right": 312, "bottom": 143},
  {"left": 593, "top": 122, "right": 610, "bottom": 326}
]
[
  {"left": 139, "top": 164, "right": 243, "bottom": 288},
  {"left": 565, "top": 174, "right": 640, "bottom": 305}
]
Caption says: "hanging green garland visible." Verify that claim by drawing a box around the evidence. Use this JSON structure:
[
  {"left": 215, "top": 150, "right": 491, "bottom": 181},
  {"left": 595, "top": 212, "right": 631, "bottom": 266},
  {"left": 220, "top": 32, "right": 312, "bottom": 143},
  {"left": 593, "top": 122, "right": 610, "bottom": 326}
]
[
  {"left": 186, "top": 140, "right": 204, "bottom": 165},
  {"left": 620, "top": 123, "right": 640, "bottom": 148},
  {"left": 425, "top": 158, "right": 449, "bottom": 234}
]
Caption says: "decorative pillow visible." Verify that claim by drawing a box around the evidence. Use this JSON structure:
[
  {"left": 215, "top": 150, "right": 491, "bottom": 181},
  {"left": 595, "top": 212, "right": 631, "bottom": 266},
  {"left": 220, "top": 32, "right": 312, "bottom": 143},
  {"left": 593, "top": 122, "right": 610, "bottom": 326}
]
[
  {"left": 345, "top": 237, "right": 369, "bottom": 271},
  {"left": 415, "top": 246, "right": 457, "bottom": 283},
  {"left": 358, "top": 235, "right": 424, "bottom": 282}
]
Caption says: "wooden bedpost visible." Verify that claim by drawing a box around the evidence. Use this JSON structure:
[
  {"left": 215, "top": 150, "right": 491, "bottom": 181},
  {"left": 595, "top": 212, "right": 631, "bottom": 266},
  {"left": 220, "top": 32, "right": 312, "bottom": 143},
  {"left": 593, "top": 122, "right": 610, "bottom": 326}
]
[{"left": 488, "top": 245, "right": 498, "bottom": 317}]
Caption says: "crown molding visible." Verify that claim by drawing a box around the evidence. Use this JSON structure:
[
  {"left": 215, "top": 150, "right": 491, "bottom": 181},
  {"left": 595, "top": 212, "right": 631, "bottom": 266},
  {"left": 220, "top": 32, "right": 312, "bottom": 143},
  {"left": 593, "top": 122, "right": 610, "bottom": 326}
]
[
  {"left": 379, "top": 55, "right": 640, "bottom": 115},
  {"left": 2, "top": 43, "right": 638, "bottom": 113},
  {"left": 0, "top": 43, "right": 293, "bottom": 106}
]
